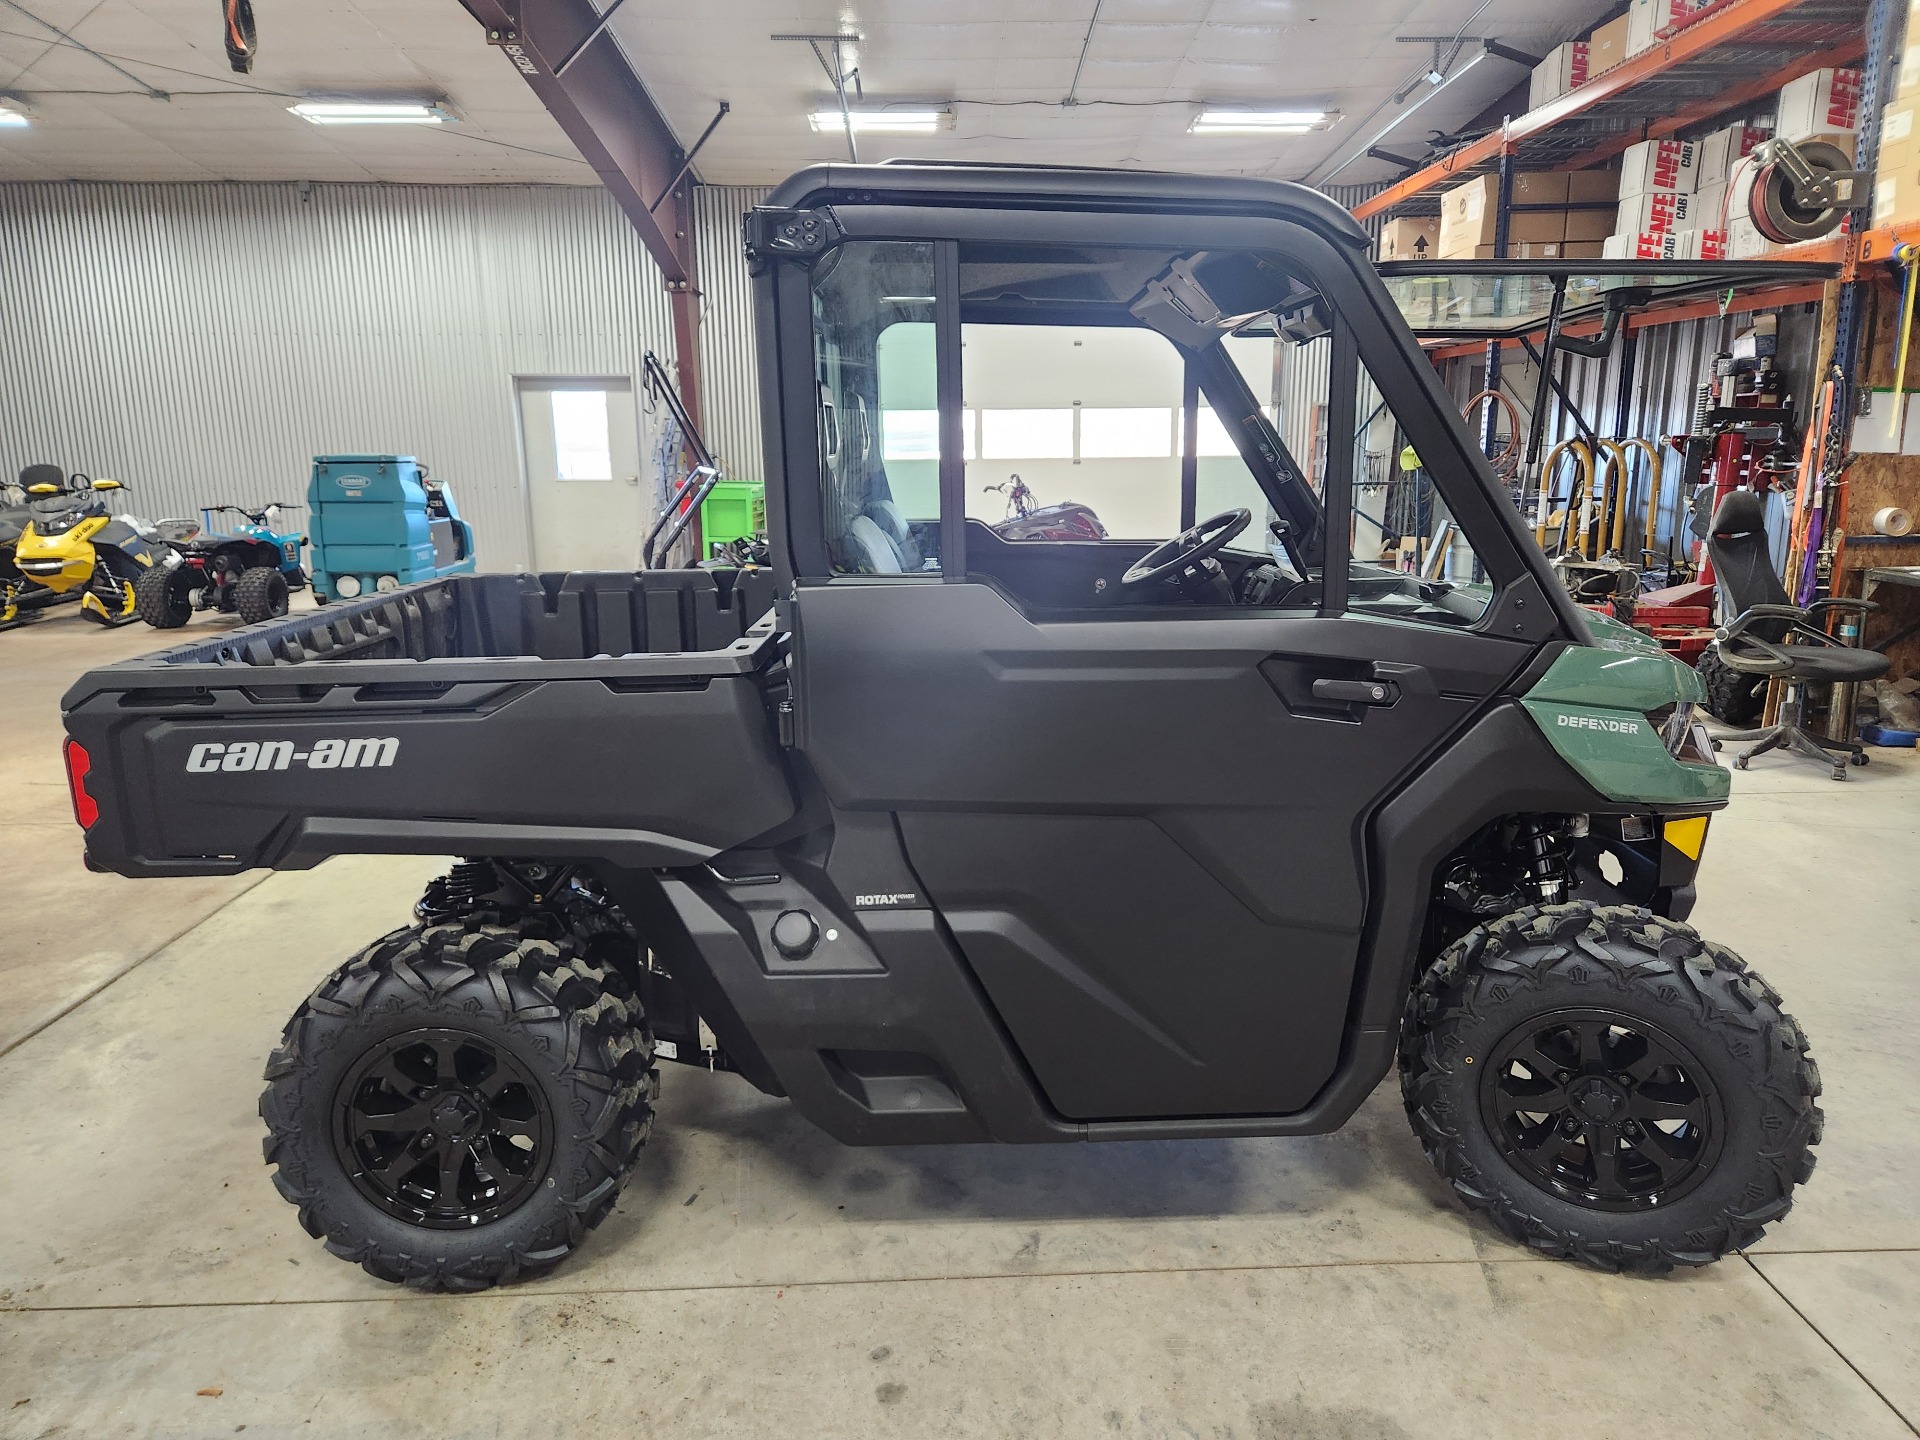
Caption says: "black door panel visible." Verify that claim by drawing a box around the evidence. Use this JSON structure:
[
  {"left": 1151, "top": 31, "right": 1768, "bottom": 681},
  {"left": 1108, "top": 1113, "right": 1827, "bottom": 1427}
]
[
  {"left": 905, "top": 813, "right": 1354, "bottom": 1118},
  {"left": 795, "top": 580, "right": 1528, "bottom": 1120}
]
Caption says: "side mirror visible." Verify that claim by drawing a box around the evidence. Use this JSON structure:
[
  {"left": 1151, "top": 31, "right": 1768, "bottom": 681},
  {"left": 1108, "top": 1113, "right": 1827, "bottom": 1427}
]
[
  {"left": 91, "top": 478, "right": 124, "bottom": 491},
  {"left": 26, "top": 483, "right": 60, "bottom": 495}
]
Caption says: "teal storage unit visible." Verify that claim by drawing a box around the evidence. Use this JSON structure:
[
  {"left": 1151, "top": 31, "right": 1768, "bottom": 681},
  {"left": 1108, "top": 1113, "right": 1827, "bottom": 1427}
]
[{"left": 306, "top": 456, "right": 476, "bottom": 600}]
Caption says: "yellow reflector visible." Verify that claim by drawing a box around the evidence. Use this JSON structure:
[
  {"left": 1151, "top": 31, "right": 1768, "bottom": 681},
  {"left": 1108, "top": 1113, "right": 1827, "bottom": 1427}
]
[{"left": 1664, "top": 815, "right": 1709, "bottom": 860}]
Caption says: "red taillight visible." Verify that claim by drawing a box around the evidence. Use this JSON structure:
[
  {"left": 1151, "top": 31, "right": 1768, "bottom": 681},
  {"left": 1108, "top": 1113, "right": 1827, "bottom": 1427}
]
[{"left": 64, "top": 738, "right": 99, "bottom": 829}]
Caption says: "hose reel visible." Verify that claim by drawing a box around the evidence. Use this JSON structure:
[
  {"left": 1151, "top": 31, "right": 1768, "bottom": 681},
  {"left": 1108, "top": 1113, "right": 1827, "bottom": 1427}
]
[{"left": 1747, "top": 138, "right": 1866, "bottom": 245}]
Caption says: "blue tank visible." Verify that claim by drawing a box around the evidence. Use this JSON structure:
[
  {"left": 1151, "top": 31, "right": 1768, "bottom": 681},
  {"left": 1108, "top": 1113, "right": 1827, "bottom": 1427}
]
[{"left": 306, "top": 456, "right": 476, "bottom": 601}]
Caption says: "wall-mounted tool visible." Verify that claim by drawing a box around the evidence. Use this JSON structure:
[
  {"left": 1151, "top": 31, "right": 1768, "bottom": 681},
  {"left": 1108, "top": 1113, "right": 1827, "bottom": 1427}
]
[{"left": 1746, "top": 138, "right": 1866, "bottom": 244}]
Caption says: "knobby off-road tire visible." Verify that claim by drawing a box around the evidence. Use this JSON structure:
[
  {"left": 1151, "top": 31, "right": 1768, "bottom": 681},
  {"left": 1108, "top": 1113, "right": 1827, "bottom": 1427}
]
[
  {"left": 260, "top": 920, "right": 657, "bottom": 1291},
  {"left": 1400, "top": 903, "right": 1821, "bottom": 1272},
  {"left": 233, "top": 565, "right": 289, "bottom": 624},
  {"left": 1696, "top": 646, "right": 1767, "bottom": 726},
  {"left": 134, "top": 565, "right": 192, "bottom": 628}
]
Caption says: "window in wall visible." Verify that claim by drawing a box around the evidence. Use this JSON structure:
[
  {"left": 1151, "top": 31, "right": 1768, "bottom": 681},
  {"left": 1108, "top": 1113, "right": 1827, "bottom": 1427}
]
[
  {"left": 1080, "top": 407, "right": 1174, "bottom": 458},
  {"left": 981, "top": 407, "right": 1075, "bottom": 459},
  {"left": 552, "top": 389, "right": 613, "bottom": 481},
  {"left": 963, "top": 323, "right": 1187, "bottom": 540}
]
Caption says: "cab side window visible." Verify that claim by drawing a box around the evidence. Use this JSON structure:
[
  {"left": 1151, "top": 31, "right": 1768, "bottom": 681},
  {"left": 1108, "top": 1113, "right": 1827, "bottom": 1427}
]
[{"left": 811, "top": 241, "right": 941, "bottom": 576}]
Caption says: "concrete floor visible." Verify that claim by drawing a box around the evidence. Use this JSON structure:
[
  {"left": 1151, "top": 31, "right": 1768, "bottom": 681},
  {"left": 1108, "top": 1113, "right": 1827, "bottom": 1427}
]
[{"left": 1, "top": 601, "right": 1916, "bottom": 1439}]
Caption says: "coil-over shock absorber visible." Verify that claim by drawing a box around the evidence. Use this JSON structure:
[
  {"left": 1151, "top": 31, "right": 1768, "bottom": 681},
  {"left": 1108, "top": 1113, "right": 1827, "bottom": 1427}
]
[
  {"left": 1519, "top": 818, "right": 1571, "bottom": 904},
  {"left": 415, "top": 859, "right": 501, "bottom": 923}
]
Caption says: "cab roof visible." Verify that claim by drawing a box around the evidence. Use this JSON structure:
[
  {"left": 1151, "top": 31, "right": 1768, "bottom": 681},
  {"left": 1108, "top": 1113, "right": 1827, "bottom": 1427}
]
[{"left": 763, "top": 162, "right": 1374, "bottom": 252}]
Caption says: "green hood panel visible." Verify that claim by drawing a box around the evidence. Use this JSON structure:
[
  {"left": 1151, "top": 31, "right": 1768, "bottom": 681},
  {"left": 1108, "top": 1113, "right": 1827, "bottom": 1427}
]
[
  {"left": 1521, "top": 646, "right": 1728, "bottom": 805},
  {"left": 1579, "top": 607, "right": 1668, "bottom": 655}
]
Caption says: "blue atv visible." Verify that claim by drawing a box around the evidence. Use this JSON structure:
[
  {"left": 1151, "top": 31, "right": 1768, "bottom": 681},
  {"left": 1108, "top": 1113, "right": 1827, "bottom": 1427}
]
[
  {"left": 307, "top": 456, "right": 475, "bottom": 601},
  {"left": 136, "top": 503, "right": 309, "bottom": 628}
]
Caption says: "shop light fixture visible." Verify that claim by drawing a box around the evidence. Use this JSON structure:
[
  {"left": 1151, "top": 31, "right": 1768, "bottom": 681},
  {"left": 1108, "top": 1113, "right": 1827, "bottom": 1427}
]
[
  {"left": 289, "top": 102, "right": 453, "bottom": 126},
  {"left": 0, "top": 101, "right": 30, "bottom": 129},
  {"left": 808, "top": 108, "right": 949, "bottom": 134},
  {"left": 1190, "top": 108, "right": 1332, "bottom": 135}
]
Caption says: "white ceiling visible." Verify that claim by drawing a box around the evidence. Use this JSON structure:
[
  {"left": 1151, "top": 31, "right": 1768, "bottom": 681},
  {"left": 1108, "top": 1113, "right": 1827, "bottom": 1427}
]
[
  {"left": 0, "top": 0, "right": 591, "bottom": 182},
  {"left": 0, "top": 0, "right": 1599, "bottom": 187}
]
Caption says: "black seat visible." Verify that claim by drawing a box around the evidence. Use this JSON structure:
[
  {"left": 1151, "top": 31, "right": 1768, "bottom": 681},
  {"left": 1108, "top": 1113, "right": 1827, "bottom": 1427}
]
[{"left": 1706, "top": 489, "right": 1889, "bottom": 779}]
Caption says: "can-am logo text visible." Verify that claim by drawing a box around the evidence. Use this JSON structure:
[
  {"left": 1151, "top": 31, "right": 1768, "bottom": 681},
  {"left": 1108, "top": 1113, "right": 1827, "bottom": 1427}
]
[
  {"left": 1556, "top": 715, "right": 1641, "bottom": 735},
  {"left": 186, "top": 738, "right": 399, "bottom": 772}
]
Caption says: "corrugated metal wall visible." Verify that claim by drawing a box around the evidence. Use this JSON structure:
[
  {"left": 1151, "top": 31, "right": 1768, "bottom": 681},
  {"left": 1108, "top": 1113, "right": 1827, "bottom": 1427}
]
[
  {"left": 0, "top": 181, "right": 679, "bottom": 570},
  {"left": 1442, "top": 299, "right": 1822, "bottom": 563},
  {"left": 692, "top": 185, "right": 771, "bottom": 484}
]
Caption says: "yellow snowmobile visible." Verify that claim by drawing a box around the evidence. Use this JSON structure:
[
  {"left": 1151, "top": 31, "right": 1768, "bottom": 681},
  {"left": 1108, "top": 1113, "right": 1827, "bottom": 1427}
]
[{"left": 11, "top": 475, "right": 172, "bottom": 627}]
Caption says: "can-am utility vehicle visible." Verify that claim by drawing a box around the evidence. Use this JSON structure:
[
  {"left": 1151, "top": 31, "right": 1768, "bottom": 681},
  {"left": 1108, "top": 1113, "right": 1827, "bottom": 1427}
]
[
  {"left": 14, "top": 473, "right": 171, "bottom": 626},
  {"left": 61, "top": 165, "right": 1822, "bottom": 1290},
  {"left": 135, "top": 502, "right": 308, "bottom": 629}
]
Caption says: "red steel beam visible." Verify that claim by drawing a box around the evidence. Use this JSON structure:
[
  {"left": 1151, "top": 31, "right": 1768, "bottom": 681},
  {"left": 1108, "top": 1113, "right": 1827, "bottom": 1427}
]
[
  {"left": 459, "top": 0, "right": 705, "bottom": 426},
  {"left": 1353, "top": 0, "right": 1839, "bottom": 222}
]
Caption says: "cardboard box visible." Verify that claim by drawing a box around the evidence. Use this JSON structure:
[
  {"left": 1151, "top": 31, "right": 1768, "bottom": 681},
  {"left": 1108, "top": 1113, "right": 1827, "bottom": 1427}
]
[
  {"left": 1377, "top": 216, "right": 1440, "bottom": 261},
  {"left": 1665, "top": 228, "right": 1729, "bottom": 260},
  {"left": 1619, "top": 138, "right": 1699, "bottom": 197},
  {"left": 1617, "top": 187, "right": 1698, "bottom": 234},
  {"left": 1873, "top": 157, "right": 1920, "bottom": 228},
  {"left": 1509, "top": 172, "right": 1571, "bottom": 206},
  {"left": 1564, "top": 207, "right": 1617, "bottom": 243},
  {"left": 1567, "top": 170, "right": 1621, "bottom": 204},
  {"left": 1437, "top": 175, "right": 1569, "bottom": 256},
  {"left": 1587, "top": 15, "right": 1631, "bottom": 75},
  {"left": 1563, "top": 241, "right": 1606, "bottom": 259},
  {"left": 1628, "top": 0, "right": 1707, "bottom": 56},
  {"left": 1529, "top": 40, "right": 1591, "bottom": 111},
  {"left": 1612, "top": 230, "right": 1684, "bottom": 260},
  {"left": 1692, "top": 181, "right": 1730, "bottom": 231},
  {"left": 1777, "top": 68, "right": 1861, "bottom": 141},
  {"left": 1727, "top": 214, "right": 1774, "bottom": 259},
  {"left": 1695, "top": 125, "right": 1767, "bottom": 189}
]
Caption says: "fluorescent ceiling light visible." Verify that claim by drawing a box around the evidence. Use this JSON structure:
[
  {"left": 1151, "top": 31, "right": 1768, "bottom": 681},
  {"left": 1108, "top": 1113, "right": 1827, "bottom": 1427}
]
[
  {"left": 1191, "top": 108, "right": 1331, "bottom": 135},
  {"left": 808, "top": 108, "right": 948, "bottom": 134},
  {"left": 289, "top": 102, "right": 452, "bottom": 126},
  {"left": 0, "top": 102, "right": 29, "bottom": 128}
]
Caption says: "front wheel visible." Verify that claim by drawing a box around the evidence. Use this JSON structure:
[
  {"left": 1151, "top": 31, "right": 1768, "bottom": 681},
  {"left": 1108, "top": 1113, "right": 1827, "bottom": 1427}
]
[
  {"left": 1400, "top": 903, "right": 1821, "bottom": 1271},
  {"left": 259, "top": 921, "right": 658, "bottom": 1290}
]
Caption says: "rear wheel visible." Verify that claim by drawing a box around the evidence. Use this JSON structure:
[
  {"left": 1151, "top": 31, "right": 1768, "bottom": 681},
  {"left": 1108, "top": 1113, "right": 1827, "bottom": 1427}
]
[
  {"left": 1400, "top": 903, "right": 1821, "bottom": 1271},
  {"left": 134, "top": 565, "right": 194, "bottom": 628},
  {"left": 260, "top": 920, "right": 657, "bottom": 1290},
  {"left": 1696, "top": 646, "right": 1767, "bottom": 725},
  {"left": 234, "top": 565, "right": 290, "bottom": 624}
]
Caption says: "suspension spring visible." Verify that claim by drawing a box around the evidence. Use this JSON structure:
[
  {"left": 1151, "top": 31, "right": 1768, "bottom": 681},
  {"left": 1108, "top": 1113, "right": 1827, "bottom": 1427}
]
[
  {"left": 1520, "top": 819, "right": 1571, "bottom": 904},
  {"left": 416, "top": 858, "right": 500, "bottom": 921}
]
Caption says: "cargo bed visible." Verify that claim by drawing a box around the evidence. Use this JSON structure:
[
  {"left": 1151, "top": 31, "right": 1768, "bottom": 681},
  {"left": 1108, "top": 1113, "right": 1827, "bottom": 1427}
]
[{"left": 62, "top": 570, "right": 796, "bottom": 877}]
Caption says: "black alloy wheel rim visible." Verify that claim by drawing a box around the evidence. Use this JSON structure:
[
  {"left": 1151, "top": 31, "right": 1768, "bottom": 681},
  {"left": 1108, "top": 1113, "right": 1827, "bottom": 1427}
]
[
  {"left": 1479, "top": 1008, "right": 1723, "bottom": 1212},
  {"left": 332, "top": 1028, "right": 554, "bottom": 1229}
]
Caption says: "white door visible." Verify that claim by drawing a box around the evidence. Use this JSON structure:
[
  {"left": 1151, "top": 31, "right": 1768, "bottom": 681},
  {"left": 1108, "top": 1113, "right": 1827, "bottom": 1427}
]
[{"left": 517, "top": 377, "right": 644, "bottom": 571}]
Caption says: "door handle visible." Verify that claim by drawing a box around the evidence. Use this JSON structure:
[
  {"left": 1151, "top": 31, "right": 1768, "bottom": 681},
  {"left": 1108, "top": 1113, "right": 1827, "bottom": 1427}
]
[{"left": 1311, "top": 677, "right": 1397, "bottom": 705}]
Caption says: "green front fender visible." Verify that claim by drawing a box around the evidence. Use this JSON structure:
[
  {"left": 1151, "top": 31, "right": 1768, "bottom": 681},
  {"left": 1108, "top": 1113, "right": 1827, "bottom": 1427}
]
[{"left": 1520, "top": 645, "right": 1730, "bottom": 806}]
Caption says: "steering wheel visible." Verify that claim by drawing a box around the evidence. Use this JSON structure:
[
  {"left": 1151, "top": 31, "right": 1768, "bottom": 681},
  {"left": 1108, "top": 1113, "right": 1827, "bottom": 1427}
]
[{"left": 1120, "top": 508, "right": 1252, "bottom": 587}]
